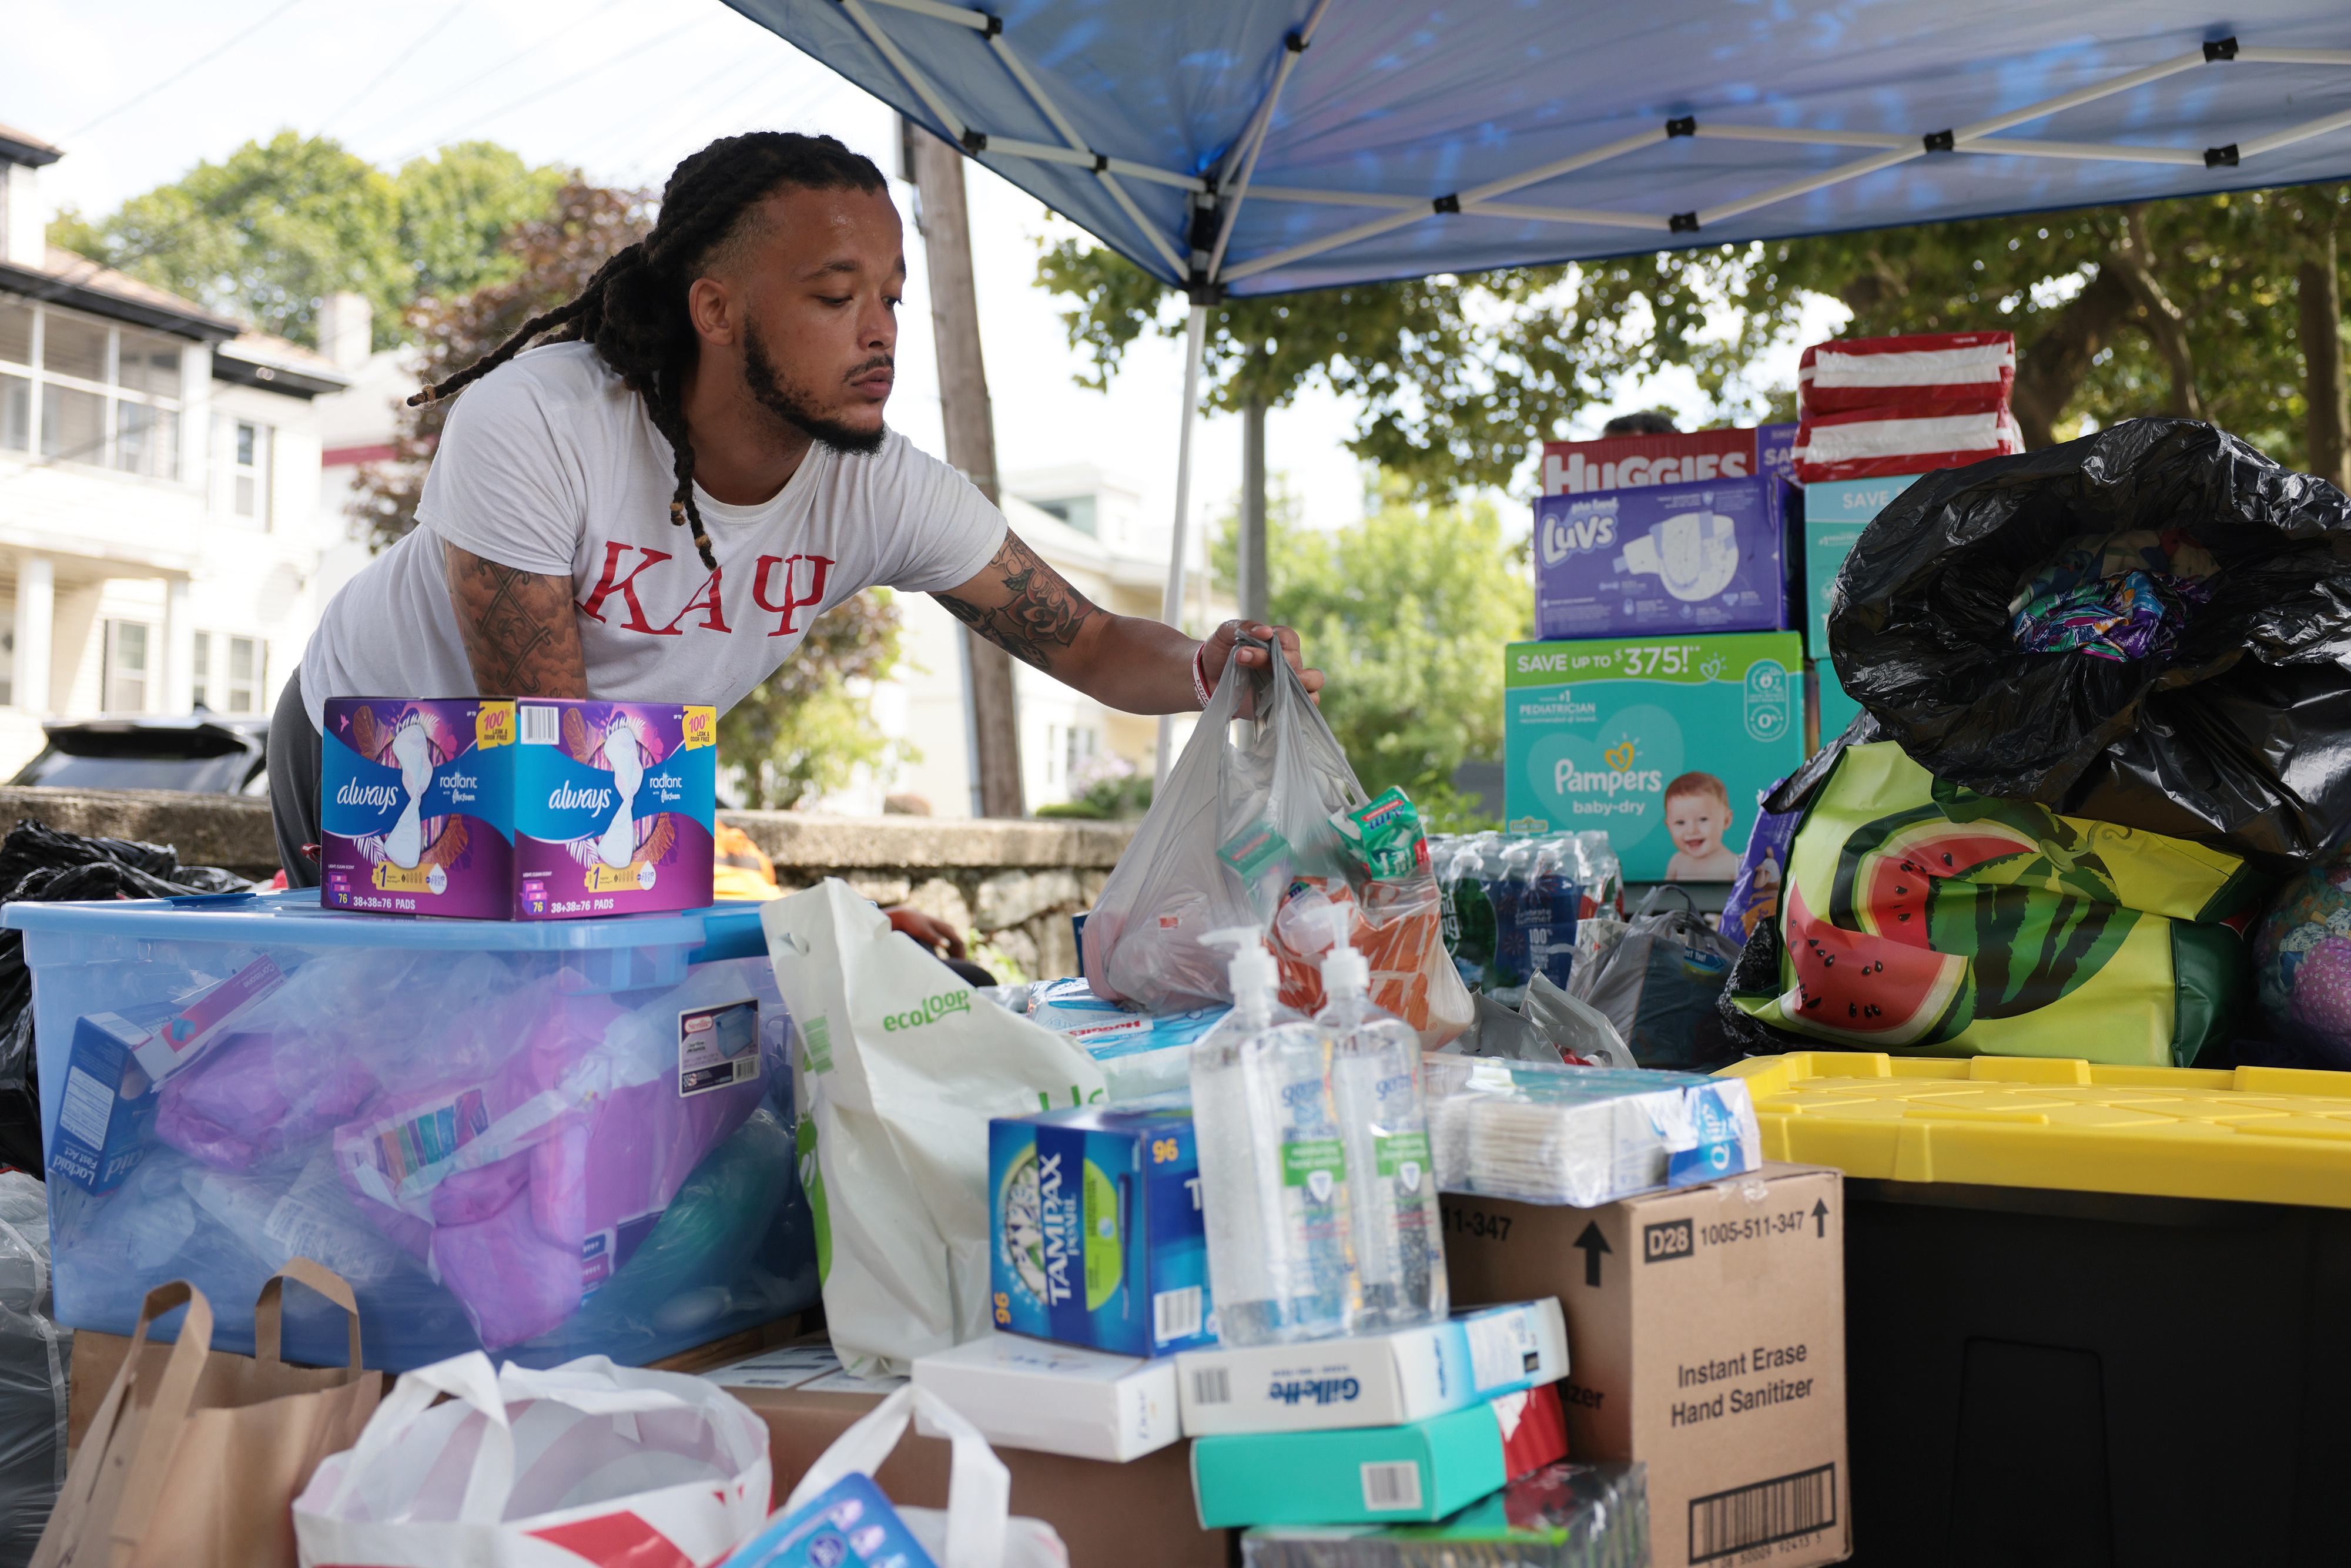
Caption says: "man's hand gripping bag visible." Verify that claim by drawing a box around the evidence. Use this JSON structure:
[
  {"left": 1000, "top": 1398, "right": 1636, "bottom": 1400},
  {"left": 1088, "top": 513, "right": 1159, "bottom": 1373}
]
[{"left": 763, "top": 882, "right": 1106, "bottom": 1377}]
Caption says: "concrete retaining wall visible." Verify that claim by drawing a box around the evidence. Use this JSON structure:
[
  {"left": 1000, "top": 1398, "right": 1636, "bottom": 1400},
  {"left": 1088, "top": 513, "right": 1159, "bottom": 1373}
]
[{"left": 0, "top": 787, "right": 1135, "bottom": 982}]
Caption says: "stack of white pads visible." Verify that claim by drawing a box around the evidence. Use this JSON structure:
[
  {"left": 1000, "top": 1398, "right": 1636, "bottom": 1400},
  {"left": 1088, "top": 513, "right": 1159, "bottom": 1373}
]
[{"left": 1791, "top": 331, "right": 2021, "bottom": 484}]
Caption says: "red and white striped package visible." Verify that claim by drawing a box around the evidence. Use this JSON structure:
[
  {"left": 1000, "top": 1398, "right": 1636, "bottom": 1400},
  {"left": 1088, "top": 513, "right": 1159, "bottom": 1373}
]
[
  {"left": 1793, "top": 397, "right": 2023, "bottom": 484},
  {"left": 1798, "top": 331, "right": 2015, "bottom": 415}
]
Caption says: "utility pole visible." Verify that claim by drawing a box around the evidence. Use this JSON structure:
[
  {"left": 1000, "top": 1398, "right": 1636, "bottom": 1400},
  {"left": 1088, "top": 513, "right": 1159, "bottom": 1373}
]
[{"left": 905, "top": 117, "right": 1024, "bottom": 818}]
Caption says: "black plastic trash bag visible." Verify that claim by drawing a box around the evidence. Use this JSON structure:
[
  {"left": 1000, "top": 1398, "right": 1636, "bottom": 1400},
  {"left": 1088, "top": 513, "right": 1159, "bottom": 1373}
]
[{"left": 1832, "top": 418, "right": 2351, "bottom": 870}]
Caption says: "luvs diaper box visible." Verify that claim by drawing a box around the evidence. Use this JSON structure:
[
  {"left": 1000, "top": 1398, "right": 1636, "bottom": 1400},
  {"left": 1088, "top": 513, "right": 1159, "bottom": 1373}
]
[
  {"left": 1503, "top": 634, "right": 1805, "bottom": 883},
  {"left": 1533, "top": 475, "right": 1795, "bottom": 640},
  {"left": 1801, "top": 474, "right": 1925, "bottom": 751},
  {"left": 321, "top": 697, "right": 716, "bottom": 920}
]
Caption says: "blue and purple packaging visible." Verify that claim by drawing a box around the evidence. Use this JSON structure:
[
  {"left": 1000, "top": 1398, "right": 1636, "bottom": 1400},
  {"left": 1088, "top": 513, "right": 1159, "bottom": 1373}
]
[
  {"left": 320, "top": 696, "right": 715, "bottom": 920},
  {"left": 1533, "top": 474, "right": 1797, "bottom": 641}
]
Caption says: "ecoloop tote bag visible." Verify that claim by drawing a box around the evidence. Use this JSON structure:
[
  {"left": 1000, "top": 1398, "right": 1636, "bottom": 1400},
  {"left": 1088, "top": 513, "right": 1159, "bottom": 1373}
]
[
  {"left": 292, "top": 1352, "right": 768, "bottom": 1568},
  {"left": 763, "top": 882, "right": 1106, "bottom": 1377},
  {"left": 35, "top": 1259, "right": 381, "bottom": 1568}
]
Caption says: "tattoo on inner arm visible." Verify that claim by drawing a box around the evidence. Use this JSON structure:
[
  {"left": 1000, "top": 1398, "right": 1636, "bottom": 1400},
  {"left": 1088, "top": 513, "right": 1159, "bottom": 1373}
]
[
  {"left": 445, "top": 544, "right": 588, "bottom": 698},
  {"left": 935, "top": 533, "right": 1098, "bottom": 672}
]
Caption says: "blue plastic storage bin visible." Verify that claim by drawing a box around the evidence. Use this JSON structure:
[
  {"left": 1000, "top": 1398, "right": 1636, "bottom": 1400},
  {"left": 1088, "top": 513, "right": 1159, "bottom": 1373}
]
[{"left": 6, "top": 890, "right": 817, "bottom": 1371}]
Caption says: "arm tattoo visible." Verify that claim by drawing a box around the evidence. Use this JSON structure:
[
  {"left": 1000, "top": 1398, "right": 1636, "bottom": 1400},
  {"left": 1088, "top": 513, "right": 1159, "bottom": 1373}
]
[
  {"left": 444, "top": 542, "right": 589, "bottom": 698},
  {"left": 935, "top": 532, "right": 1099, "bottom": 672}
]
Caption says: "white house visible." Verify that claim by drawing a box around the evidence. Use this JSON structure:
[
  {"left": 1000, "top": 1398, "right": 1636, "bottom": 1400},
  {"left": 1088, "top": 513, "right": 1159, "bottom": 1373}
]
[{"left": 0, "top": 120, "right": 350, "bottom": 776}]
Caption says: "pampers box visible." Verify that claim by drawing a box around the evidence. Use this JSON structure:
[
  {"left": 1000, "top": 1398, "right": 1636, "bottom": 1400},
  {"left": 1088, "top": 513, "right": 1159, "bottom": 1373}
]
[
  {"left": 1803, "top": 474, "right": 1924, "bottom": 750},
  {"left": 1533, "top": 475, "right": 1795, "bottom": 640},
  {"left": 1503, "top": 634, "right": 1805, "bottom": 883},
  {"left": 321, "top": 696, "right": 716, "bottom": 920}
]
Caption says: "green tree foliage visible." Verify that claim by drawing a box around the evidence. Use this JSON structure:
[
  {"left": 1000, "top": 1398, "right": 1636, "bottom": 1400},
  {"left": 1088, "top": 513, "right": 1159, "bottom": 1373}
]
[
  {"left": 717, "top": 589, "right": 912, "bottom": 810},
  {"left": 50, "top": 132, "right": 562, "bottom": 349},
  {"left": 1215, "top": 474, "right": 1529, "bottom": 801}
]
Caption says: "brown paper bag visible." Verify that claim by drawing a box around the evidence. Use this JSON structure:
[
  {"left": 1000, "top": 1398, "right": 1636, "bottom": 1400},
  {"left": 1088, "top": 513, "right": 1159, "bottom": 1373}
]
[{"left": 34, "top": 1258, "right": 383, "bottom": 1568}]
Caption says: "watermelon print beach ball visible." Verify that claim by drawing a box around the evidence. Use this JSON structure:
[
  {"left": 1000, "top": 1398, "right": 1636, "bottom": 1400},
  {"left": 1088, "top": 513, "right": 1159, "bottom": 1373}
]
[{"left": 2253, "top": 856, "right": 2351, "bottom": 1067}]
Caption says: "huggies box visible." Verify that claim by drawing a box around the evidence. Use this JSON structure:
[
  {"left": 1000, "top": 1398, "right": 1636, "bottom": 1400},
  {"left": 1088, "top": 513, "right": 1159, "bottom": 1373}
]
[{"left": 320, "top": 696, "right": 716, "bottom": 920}]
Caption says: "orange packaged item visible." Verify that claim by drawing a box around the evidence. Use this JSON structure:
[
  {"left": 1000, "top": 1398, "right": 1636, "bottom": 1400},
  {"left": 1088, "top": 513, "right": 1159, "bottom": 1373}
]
[{"left": 1270, "top": 876, "right": 1466, "bottom": 1045}]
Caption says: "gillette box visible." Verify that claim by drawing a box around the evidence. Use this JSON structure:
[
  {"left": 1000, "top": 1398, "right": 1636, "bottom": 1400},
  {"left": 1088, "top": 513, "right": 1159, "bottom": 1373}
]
[
  {"left": 321, "top": 696, "right": 716, "bottom": 920},
  {"left": 989, "top": 1104, "right": 1215, "bottom": 1359},
  {"left": 1191, "top": 1399, "right": 1509, "bottom": 1527},
  {"left": 1176, "top": 1298, "right": 1568, "bottom": 1437},
  {"left": 1503, "top": 634, "right": 1804, "bottom": 883},
  {"left": 1803, "top": 475, "right": 1922, "bottom": 751},
  {"left": 913, "top": 1332, "right": 1181, "bottom": 1461},
  {"left": 1533, "top": 475, "right": 1795, "bottom": 640}
]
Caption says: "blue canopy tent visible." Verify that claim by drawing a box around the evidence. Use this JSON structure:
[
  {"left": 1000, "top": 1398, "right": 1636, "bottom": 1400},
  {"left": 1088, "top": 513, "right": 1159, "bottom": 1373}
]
[{"left": 724, "top": 0, "right": 2351, "bottom": 760}]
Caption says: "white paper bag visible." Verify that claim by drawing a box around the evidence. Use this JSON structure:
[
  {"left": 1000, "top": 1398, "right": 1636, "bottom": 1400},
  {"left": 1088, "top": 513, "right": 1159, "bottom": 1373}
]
[
  {"left": 292, "top": 1353, "right": 769, "bottom": 1568},
  {"left": 763, "top": 881, "right": 1107, "bottom": 1376},
  {"left": 782, "top": 1383, "right": 1068, "bottom": 1568}
]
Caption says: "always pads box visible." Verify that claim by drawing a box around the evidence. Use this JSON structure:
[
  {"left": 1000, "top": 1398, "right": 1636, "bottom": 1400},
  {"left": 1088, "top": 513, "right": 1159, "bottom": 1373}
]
[
  {"left": 321, "top": 696, "right": 716, "bottom": 920},
  {"left": 1803, "top": 475, "right": 1925, "bottom": 748},
  {"left": 1176, "top": 1298, "right": 1567, "bottom": 1437},
  {"left": 1503, "top": 634, "right": 1804, "bottom": 883},
  {"left": 1538, "top": 424, "right": 1797, "bottom": 497},
  {"left": 989, "top": 1104, "right": 1214, "bottom": 1358},
  {"left": 912, "top": 1332, "right": 1180, "bottom": 1462},
  {"left": 1534, "top": 474, "right": 1796, "bottom": 639},
  {"left": 1442, "top": 1164, "right": 1850, "bottom": 1568}
]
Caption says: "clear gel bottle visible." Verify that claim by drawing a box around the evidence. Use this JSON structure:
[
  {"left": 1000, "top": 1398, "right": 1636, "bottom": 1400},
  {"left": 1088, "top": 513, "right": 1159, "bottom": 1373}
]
[
  {"left": 1317, "top": 923, "right": 1448, "bottom": 1331},
  {"left": 1190, "top": 927, "right": 1358, "bottom": 1346}
]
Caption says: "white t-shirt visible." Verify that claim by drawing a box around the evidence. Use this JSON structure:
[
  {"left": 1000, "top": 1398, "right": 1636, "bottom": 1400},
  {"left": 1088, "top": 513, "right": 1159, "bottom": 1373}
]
[{"left": 299, "top": 341, "right": 1005, "bottom": 730}]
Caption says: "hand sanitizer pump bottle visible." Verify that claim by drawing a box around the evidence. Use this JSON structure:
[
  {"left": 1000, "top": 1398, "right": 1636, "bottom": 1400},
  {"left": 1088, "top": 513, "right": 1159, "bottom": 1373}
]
[
  {"left": 1190, "top": 927, "right": 1358, "bottom": 1346},
  {"left": 1315, "top": 914, "right": 1448, "bottom": 1330}
]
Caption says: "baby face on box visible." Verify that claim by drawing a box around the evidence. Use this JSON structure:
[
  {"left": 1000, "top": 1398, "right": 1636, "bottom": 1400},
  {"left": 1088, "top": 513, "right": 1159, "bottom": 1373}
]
[{"left": 514, "top": 701, "right": 716, "bottom": 917}]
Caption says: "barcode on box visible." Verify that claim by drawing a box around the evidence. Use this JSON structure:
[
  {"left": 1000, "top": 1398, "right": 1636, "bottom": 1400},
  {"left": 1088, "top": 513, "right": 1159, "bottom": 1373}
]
[
  {"left": 520, "top": 705, "right": 560, "bottom": 745},
  {"left": 1360, "top": 1462, "right": 1423, "bottom": 1512},
  {"left": 1689, "top": 1463, "right": 1837, "bottom": 1562},
  {"left": 58, "top": 1066, "right": 113, "bottom": 1151},
  {"left": 1153, "top": 1286, "right": 1203, "bottom": 1345},
  {"left": 1191, "top": 1366, "right": 1231, "bottom": 1406}
]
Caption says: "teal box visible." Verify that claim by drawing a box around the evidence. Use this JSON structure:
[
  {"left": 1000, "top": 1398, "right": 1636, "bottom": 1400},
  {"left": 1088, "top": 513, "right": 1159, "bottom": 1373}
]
[
  {"left": 1504, "top": 634, "right": 1804, "bottom": 883},
  {"left": 1803, "top": 476, "right": 1923, "bottom": 751},
  {"left": 989, "top": 1104, "right": 1214, "bottom": 1358},
  {"left": 1192, "top": 1402, "right": 1506, "bottom": 1527}
]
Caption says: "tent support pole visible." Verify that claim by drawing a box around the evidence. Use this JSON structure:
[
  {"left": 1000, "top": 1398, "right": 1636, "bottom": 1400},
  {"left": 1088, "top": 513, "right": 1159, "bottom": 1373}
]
[{"left": 1156, "top": 300, "right": 1211, "bottom": 790}]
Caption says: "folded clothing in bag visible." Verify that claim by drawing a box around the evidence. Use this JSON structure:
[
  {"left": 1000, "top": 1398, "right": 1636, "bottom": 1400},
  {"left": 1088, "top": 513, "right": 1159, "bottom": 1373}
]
[
  {"left": 1798, "top": 331, "right": 2015, "bottom": 414},
  {"left": 1793, "top": 398, "right": 2022, "bottom": 484},
  {"left": 1424, "top": 1057, "right": 1759, "bottom": 1207}
]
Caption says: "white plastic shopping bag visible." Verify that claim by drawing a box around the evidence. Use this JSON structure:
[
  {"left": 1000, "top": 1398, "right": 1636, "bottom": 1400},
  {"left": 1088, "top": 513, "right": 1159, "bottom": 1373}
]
[
  {"left": 742, "top": 1384, "right": 1066, "bottom": 1568},
  {"left": 763, "top": 882, "right": 1106, "bottom": 1376},
  {"left": 292, "top": 1352, "right": 769, "bottom": 1567}
]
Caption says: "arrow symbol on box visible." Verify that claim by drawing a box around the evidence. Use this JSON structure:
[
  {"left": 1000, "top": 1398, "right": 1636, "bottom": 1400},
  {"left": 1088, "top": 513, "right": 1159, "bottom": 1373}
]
[
  {"left": 1812, "top": 1199, "right": 1829, "bottom": 1238},
  {"left": 1574, "top": 1221, "right": 1612, "bottom": 1287}
]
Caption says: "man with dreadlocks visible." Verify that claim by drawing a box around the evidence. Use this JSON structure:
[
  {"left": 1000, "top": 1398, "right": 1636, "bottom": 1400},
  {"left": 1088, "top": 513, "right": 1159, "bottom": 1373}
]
[{"left": 272, "top": 131, "right": 1319, "bottom": 916}]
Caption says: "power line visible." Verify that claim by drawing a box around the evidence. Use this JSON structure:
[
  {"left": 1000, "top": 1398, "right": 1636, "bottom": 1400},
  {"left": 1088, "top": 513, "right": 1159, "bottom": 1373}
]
[
  {"left": 315, "top": 1, "right": 471, "bottom": 139},
  {"left": 341, "top": 0, "right": 639, "bottom": 149},
  {"left": 67, "top": 0, "right": 310, "bottom": 139}
]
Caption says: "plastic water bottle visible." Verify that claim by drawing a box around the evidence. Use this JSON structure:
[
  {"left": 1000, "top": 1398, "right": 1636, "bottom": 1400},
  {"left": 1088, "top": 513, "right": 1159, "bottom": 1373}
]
[
  {"left": 1190, "top": 927, "right": 1358, "bottom": 1346},
  {"left": 1315, "top": 917, "right": 1448, "bottom": 1331}
]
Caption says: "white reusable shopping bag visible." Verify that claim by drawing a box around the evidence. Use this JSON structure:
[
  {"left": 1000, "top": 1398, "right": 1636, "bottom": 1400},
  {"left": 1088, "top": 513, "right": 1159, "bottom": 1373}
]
[
  {"left": 763, "top": 881, "right": 1106, "bottom": 1376},
  {"left": 781, "top": 1384, "right": 1068, "bottom": 1568},
  {"left": 290, "top": 1352, "right": 769, "bottom": 1568}
]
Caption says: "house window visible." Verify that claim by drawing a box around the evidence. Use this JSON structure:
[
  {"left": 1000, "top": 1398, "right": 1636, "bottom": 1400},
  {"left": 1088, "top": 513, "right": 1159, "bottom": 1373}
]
[
  {"left": 0, "top": 301, "right": 185, "bottom": 478},
  {"left": 192, "top": 632, "right": 264, "bottom": 714},
  {"left": 102, "top": 619, "right": 150, "bottom": 713},
  {"left": 1032, "top": 495, "right": 1098, "bottom": 537},
  {"left": 231, "top": 420, "right": 270, "bottom": 522}
]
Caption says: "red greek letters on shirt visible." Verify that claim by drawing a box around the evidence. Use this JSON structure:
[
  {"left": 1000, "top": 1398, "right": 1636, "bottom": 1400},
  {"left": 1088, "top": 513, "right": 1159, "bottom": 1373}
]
[
  {"left": 660, "top": 569, "right": 731, "bottom": 634},
  {"left": 577, "top": 543, "right": 679, "bottom": 634},
  {"left": 752, "top": 554, "right": 832, "bottom": 636}
]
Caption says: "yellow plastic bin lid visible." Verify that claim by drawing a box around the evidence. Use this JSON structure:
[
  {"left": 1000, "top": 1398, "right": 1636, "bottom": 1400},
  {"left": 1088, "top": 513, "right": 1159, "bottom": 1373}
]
[{"left": 1720, "top": 1051, "right": 2351, "bottom": 1209}]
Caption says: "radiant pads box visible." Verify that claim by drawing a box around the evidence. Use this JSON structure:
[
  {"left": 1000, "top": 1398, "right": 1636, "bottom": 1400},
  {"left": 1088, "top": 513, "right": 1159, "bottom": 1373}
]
[
  {"left": 990, "top": 1104, "right": 1215, "bottom": 1358},
  {"left": 321, "top": 696, "right": 716, "bottom": 919},
  {"left": 1503, "top": 634, "right": 1804, "bottom": 883},
  {"left": 1534, "top": 475, "right": 1794, "bottom": 639}
]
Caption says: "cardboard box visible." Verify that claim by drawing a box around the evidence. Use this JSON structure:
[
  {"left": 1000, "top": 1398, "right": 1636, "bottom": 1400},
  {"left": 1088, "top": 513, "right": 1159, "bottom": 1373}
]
[
  {"left": 1502, "top": 634, "right": 1806, "bottom": 882},
  {"left": 47, "top": 1011, "right": 163, "bottom": 1193},
  {"left": 321, "top": 696, "right": 716, "bottom": 920},
  {"left": 1539, "top": 427, "right": 1773, "bottom": 497},
  {"left": 913, "top": 1332, "right": 1181, "bottom": 1462},
  {"left": 1175, "top": 1298, "right": 1567, "bottom": 1436},
  {"left": 1533, "top": 475, "right": 1795, "bottom": 641},
  {"left": 1801, "top": 475, "right": 1925, "bottom": 751},
  {"left": 989, "top": 1103, "right": 1214, "bottom": 1358},
  {"left": 721, "top": 1372, "right": 1233, "bottom": 1568},
  {"left": 1442, "top": 1163, "right": 1850, "bottom": 1568},
  {"left": 1191, "top": 1399, "right": 1508, "bottom": 1527}
]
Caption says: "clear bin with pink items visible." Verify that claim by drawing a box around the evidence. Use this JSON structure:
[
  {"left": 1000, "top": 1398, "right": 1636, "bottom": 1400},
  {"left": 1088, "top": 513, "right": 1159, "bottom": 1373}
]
[{"left": 5, "top": 889, "right": 815, "bottom": 1371}]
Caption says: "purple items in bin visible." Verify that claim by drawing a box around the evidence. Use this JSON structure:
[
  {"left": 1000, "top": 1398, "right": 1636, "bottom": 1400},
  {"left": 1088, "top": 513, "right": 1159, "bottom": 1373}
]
[{"left": 1534, "top": 474, "right": 1794, "bottom": 639}]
